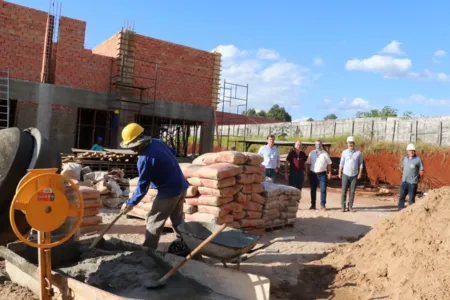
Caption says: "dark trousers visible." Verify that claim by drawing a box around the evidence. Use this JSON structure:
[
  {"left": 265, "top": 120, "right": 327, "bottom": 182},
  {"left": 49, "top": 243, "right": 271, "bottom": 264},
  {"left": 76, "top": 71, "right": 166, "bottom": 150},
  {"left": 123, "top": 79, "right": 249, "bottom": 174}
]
[
  {"left": 265, "top": 168, "right": 277, "bottom": 181},
  {"left": 341, "top": 174, "right": 357, "bottom": 208},
  {"left": 289, "top": 171, "right": 305, "bottom": 191},
  {"left": 309, "top": 171, "right": 328, "bottom": 207},
  {"left": 398, "top": 182, "right": 418, "bottom": 210}
]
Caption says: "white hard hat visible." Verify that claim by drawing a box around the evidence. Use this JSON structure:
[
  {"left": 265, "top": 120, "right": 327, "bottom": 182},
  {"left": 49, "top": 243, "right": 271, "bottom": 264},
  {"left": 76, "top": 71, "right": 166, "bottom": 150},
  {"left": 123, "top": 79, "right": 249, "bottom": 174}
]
[
  {"left": 407, "top": 144, "right": 416, "bottom": 151},
  {"left": 346, "top": 136, "right": 355, "bottom": 142}
]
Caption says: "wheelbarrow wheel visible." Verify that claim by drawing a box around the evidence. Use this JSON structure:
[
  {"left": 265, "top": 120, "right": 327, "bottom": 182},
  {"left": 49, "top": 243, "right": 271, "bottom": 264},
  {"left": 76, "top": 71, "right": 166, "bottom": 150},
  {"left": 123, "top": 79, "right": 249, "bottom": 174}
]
[{"left": 167, "top": 238, "right": 202, "bottom": 260}]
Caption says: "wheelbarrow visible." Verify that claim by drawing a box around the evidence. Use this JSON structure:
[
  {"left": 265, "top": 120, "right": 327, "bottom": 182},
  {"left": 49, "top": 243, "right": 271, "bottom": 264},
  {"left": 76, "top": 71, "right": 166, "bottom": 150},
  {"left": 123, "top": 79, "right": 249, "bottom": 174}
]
[{"left": 172, "top": 221, "right": 295, "bottom": 270}]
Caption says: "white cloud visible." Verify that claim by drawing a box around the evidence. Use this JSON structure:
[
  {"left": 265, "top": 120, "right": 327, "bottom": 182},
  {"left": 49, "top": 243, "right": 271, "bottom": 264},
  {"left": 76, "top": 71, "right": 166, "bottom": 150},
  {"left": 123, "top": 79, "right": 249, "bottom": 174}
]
[
  {"left": 213, "top": 44, "right": 312, "bottom": 113},
  {"left": 319, "top": 97, "right": 371, "bottom": 116},
  {"left": 434, "top": 50, "right": 446, "bottom": 57},
  {"left": 351, "top": 97, "right": 370, "bottom": 109},
  {"left": 380, "top": 40, "right": 404, "bottom": 55},
  {"left": 400, "top": 94, "right": 450, "bottom": 107},
  {"left": 323, "top": 98, "right": 331, "bottom": 104},
  {"left": 313, "top": 57, "right": 324, "bottom": 66},
  {"left": 345, "top": 55, "right": 412, "bottom": 77},
  {"left": 256, "top": 48, "right": 280, "bottom": 60}
]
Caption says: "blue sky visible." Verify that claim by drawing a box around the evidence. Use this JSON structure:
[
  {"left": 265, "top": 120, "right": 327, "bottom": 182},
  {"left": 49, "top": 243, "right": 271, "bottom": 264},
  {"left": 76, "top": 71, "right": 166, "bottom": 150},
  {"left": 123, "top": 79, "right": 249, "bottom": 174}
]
[{"left": 10, "top": 0, "right": 450, "bottom": 120}]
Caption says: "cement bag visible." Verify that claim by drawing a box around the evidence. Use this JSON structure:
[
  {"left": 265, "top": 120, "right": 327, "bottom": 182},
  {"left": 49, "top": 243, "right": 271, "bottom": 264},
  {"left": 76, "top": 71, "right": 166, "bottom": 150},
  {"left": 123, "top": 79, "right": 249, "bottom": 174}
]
[
  {"left": 105, "top": 180, "right": 122, "bottom": 198},
  {"left": 187, "top": 177, "right": 236, "bottom": 189},
  {"left": 183, "top": 204, "right": 197, "bottom": 214},
  {"left": 79, "top": 186, "right": 101, "bottom": 200},
  {"left": 263, "top": 208, "right": 280, "bottom": 217},
  {"left": 78, "top": 179, "right": 94, "bottom": 187},
  {"left": 253, "top": 173, "right": 266, "bottom": 183},
  {"left": 242, "top": 165, "right": 263, "bottom": 174},
  {"left": 135, "top": 201, "right": 153, "bottom": 211},
  {"left": 83, "top": 171, "right": 107, "bottom": 183},
  {"left": 62, "top": 162, "right": 82, "bottom": 180},
  {"left": 83, "top": 199, "right": 103, "bottom": 208},
  {"left": 233, "top": 211, "right": 246, "bottom": 220},
  {"left": 285, "top": 206, "right": 298, "bottom": 213},
  {"left": 83, "top": 207, "right": 100, "bottom": 217},
  {"left": 198, "top": 185, "right": 242, "bottom": 197},
  {"left": 239, "top": 219, "right": 264, "bottom": 228},
  {"left": 185, "top": 197, "right": 199, "bottom": 206},
  {"left": 197, "top": 203, "right": 235, "bottom": 217},
  {"left": 242, "top": 185, "right": 252, "bottom": 194},
  {"left": 197, "top": 195, "right": 234, "bottom": 206},
  {"left": 233, "top": 203, "right": 243, "bottom": 213},
  {"left": 283, "top": 185, "right": 301, "bottom": 196},
  {"left": 281, "top": 212, "right": 296, "bottom": 219},
  {"left": 241, "top": 201, "right": 263, "bottom": 212},
  {"left": 265, "top": 196, "right": 279, "bottom": 204},
  {"left": 265, "top": 202, "right": 281, "bottom": 210},
  {"left": 252, "top": 183, "right": 264, "bottom": 194},
  {"left": 287, "top": 218, "right": 296, "bottom": 225},
  {"left": 273, "top": 219, "right": 285, "bottom": 226},
  {"left": 179, "top": 164, "right": 204, "bottom": 178},
  {"left": 226, "top": 221, "right": 241, "bottom": 229},
  {"left": 246, "top": 211, "right": 262, "bottom": 219},
  {"left": 192, "top": 153, "right": 219, "bottom": 165},
  {"left": 81, "top": 216, "right": 102, "bottom": 227},
  {"left": 214, "top": 151, "right": 248, "bottom": 165},
  {"left": 185, "top": 212, "right": 233, "bottom": 224},
  {"left": 244, "top": 152, "right": 264, "bottom": 166},
  {"left": 262, "top": 182, "right": 283, "bottom": 197},
  {"left": 197, "top": 163, "right": 243, "bottom": 180},
  {"left": 100, "top": 196, "right": 124, "bottom": 208},
  {"left": 234, "top": 192, "right": 251, "bottom": 203},
  {"left": 236, "top": 174, "right": 254, "bottom": 184},
  {"left": 186, "top": 186, "right": 199, "bottom": 197},
  {"left": 251, "top": 193, "right": 266, "bottom": 204}
]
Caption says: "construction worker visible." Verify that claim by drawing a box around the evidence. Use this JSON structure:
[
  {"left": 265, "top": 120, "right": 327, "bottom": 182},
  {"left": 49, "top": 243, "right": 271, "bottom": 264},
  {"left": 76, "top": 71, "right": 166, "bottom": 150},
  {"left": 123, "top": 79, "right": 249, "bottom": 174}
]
[
  {"left": 258, "top": 135, "right": 280, "bottom": 182},
  {"left": 119, "top": 123, "right": 189, "bottom": 249},
  {"left": 398, "top": 143, "right": 424, "bottom": 210},
  {"left": 339, "top": 136, "right": 364, "bottom": 212},
  {"left": 91, "top": 137, "right": 105, "bottom": 151},
  {"left": 305, "top": 140, "right": 332, "bottom": 210},
  {"left": 285, "top": 140, "right": 307, "bottom": 191}
]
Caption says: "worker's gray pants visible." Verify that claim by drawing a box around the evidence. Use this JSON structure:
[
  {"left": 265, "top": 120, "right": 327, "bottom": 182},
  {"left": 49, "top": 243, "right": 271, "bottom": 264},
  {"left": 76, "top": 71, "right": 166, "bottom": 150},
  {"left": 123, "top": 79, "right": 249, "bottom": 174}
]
[{"left": 143, "top": 190, "right": 187, "bottom": 249}]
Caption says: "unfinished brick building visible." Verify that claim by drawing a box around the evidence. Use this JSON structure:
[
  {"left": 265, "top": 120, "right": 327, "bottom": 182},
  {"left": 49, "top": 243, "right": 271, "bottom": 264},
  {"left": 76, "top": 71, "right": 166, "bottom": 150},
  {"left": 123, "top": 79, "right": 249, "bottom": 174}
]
[{"left": 0, "top": 1, "right": 221, "bottom": 154}]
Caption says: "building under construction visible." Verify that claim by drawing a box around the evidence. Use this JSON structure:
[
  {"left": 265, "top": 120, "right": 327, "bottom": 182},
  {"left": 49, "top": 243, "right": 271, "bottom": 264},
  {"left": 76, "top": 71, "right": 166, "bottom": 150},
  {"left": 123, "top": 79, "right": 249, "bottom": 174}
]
[{"left": 0, "top": 1, "right": 222, "bottom": 155}]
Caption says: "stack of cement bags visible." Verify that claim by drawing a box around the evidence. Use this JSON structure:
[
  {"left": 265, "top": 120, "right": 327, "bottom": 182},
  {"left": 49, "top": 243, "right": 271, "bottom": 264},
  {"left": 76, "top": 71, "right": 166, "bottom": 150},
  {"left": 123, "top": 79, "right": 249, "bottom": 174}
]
[
  {"left": 261, "top": 182, "right": 301, "bottom": 228},
  {"left": 127, "top": 178, "right": 198, "bottom": 228},
  {"left": 78, "top": 186, "right": 103, "bottom": 234}
]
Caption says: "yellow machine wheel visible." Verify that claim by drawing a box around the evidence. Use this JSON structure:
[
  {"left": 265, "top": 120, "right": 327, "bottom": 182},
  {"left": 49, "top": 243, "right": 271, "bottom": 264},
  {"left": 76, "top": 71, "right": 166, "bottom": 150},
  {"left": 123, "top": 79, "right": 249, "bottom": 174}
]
[{"left": 9, "top": 170, "right": 84, "bottom": 249}]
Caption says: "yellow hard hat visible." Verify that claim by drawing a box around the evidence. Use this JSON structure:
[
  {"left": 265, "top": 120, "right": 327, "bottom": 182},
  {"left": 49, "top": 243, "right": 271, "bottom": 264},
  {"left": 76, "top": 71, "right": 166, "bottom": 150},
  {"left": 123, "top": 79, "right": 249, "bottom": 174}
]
[
  {"left": 121, "top": 123, "right": 144, "bottom": 146},
  {"left": 114, "top": 110, "right": 120, "bottom": 114}
]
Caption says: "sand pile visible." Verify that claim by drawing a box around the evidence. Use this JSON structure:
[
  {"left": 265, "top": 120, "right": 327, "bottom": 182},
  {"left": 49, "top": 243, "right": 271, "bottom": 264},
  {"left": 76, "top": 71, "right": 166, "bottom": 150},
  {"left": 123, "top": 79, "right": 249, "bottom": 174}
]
[{"left": 313, "top": 187, "right": 450, "bottom": 300}]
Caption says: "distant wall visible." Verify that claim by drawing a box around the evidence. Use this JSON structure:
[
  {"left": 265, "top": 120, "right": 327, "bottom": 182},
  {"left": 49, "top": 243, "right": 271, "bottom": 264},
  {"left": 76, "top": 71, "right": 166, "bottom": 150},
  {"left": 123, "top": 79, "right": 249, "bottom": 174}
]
[{"left": 217, "top": 116, "right": 450, "bottom": 145}]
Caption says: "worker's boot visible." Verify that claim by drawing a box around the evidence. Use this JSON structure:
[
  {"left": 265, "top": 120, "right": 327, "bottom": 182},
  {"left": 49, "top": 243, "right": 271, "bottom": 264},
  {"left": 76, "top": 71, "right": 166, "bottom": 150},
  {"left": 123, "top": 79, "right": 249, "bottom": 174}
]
[
  {"left": 341, "top": 206, "right": 346, "bottom": 212},
  {"left": 348, "top": 206, "right": 355, "bottom": 212}
]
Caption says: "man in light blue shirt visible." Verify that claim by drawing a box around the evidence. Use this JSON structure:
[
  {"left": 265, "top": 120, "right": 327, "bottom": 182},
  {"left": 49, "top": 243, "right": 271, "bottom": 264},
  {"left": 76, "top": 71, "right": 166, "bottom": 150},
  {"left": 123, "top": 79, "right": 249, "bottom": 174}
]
[
  {"left": 398, "top": 143, "right": 424, "bottom": 210},
  {"left": 339, "top": 136, "right": 363, "bottom": 212},
  {"left": 258, "top": 135, "right": 280, "bottom": 182}
]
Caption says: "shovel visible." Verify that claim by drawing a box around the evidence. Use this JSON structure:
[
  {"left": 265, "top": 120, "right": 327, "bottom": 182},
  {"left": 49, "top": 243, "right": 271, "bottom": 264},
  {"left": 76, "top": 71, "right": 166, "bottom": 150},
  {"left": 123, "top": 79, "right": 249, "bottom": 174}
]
[
  {"left": 145, "top": 223, "right": 227, "bottom": 289},
  {"left": 88, "top": 211, "right": 125, "bottom": 249}
]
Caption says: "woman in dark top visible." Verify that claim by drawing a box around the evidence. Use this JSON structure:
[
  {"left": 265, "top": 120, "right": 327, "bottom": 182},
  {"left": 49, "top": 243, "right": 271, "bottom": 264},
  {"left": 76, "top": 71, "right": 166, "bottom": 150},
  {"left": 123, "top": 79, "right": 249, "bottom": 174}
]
[{"left": 285, "top": 141, "right": 307, "bottom": 191}]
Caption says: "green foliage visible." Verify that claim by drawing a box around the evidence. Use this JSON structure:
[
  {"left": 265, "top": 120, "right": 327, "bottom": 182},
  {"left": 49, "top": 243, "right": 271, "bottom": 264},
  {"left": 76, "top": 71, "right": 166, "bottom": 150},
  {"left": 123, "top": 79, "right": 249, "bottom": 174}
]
[
  {"left": 356, "top": 106, "right": 398, "bottom": 118},
  {"left": 306, "top": 117, "right": 314, "bottom": 121},
  {"left": 403, "top": 111, "right": 414, "bottom": 118},
  {"left": 267, "top": 104, "right": 292, "bottom": 122},
  {"left": 257, "top": 110, "right": 267, "bottom": 118},
  {"left": 243, "top": 108, "right": 257, "bottom": 116},
  {"left": 324, "top": 113, "right": 338, "bottom": 120}
]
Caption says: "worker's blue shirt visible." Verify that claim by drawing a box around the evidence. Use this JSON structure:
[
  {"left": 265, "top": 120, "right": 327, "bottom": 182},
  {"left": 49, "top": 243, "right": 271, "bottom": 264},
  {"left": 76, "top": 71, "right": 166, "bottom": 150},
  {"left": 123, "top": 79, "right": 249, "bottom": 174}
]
[{"left": 127, "top": 139, "right": 188, "bottom": 206}]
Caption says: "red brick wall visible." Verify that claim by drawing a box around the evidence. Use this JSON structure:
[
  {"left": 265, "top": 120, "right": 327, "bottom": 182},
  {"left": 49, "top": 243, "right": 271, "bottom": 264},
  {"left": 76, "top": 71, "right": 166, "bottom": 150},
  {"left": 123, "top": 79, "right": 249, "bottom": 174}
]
[
  {"left": 132, "top": 35, "right": 215, "bottom": 107},
  {"left": 0, "top": 2, "right": 48, "bottom": 81},
  {"left": 54, "top": 17, "right": 113, "bottom": 91}
]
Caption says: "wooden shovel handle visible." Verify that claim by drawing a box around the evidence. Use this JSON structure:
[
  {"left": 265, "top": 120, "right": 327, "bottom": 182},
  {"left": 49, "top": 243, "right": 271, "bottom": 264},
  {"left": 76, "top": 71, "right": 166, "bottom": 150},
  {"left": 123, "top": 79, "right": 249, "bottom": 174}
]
[{"left": 157, "top": 223, "right": 227, "bottom": 283}]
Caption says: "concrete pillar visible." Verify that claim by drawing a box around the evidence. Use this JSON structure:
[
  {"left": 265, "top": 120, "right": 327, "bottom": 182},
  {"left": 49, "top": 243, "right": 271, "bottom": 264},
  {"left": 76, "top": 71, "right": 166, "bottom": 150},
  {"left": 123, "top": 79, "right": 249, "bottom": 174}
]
[
  {"left": 200, "top": 120, "right": 214, "bottom": 154},
  {"left": 36, "top": 85, "right": 53, "bottom": 139}
]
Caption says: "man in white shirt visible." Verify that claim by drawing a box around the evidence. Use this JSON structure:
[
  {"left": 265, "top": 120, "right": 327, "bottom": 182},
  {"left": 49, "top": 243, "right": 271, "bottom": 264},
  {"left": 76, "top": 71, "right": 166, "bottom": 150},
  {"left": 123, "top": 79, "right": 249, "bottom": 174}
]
[
  {"left": 258, "top": 135, "right": 280, "bottom": 182},
  {"left": 306, "top": 140, "right": 332, "bottom": 210}
]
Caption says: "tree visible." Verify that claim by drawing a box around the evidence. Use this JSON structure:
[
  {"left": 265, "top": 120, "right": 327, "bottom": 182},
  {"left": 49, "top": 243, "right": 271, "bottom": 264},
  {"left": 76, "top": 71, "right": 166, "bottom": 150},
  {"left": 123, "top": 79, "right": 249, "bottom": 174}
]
[
  {"left": 324, "top": 113, "right": 338, "bottom": 120},
  {"left": 403, "top": 111, "right": 414, "bottom": 118},
  {"left": 356, "top": 106, "right": 398, "bottom": 118},
  {"left": 306, "top": 117, "right": 314, "bottom": 121},
  {"left": 267, "top": 104, "right": 292, "bottom": 122},
  {"left": 256, "top": 110, "right": 267, "bottom": 118},
  {"left": 242, "top": 108, "right": 257, "bottom": 116}
]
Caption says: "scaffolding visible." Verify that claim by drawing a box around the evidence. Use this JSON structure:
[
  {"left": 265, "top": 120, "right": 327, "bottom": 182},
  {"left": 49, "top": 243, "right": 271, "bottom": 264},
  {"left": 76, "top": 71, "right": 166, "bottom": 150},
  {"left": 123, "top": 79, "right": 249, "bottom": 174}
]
[
  {"left": 0, "top": 68, "right": 10, "bottom": 129},
  {"left": 218, "top": 80, "right": 249, "bottom": 151},
  {"left": 111, "top": 22, "right": 159, "bottom": 137}
]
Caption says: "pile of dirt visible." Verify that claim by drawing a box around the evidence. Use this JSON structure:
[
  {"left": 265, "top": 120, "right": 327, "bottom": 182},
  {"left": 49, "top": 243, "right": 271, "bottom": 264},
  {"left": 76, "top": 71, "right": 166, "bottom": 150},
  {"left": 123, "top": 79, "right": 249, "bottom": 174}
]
[
  {"left": 309, "top": 187, "right": 450, "bottom": 300},
  {"left": 59, "top": 249, "right": 233, "bottom": 300}
]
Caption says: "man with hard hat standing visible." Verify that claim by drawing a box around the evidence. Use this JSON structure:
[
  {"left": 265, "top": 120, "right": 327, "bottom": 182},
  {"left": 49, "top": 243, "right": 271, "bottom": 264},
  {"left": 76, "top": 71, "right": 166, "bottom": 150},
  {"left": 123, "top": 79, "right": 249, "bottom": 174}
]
[
  {"left": 338, "top": 136, "right": 364, "bottom": 212},
  {"left": 398, "top": 143, "right": 424, "bottom": 210},
  {"left": 119, "top": 123, "right": 189, "bottom": 249}
]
